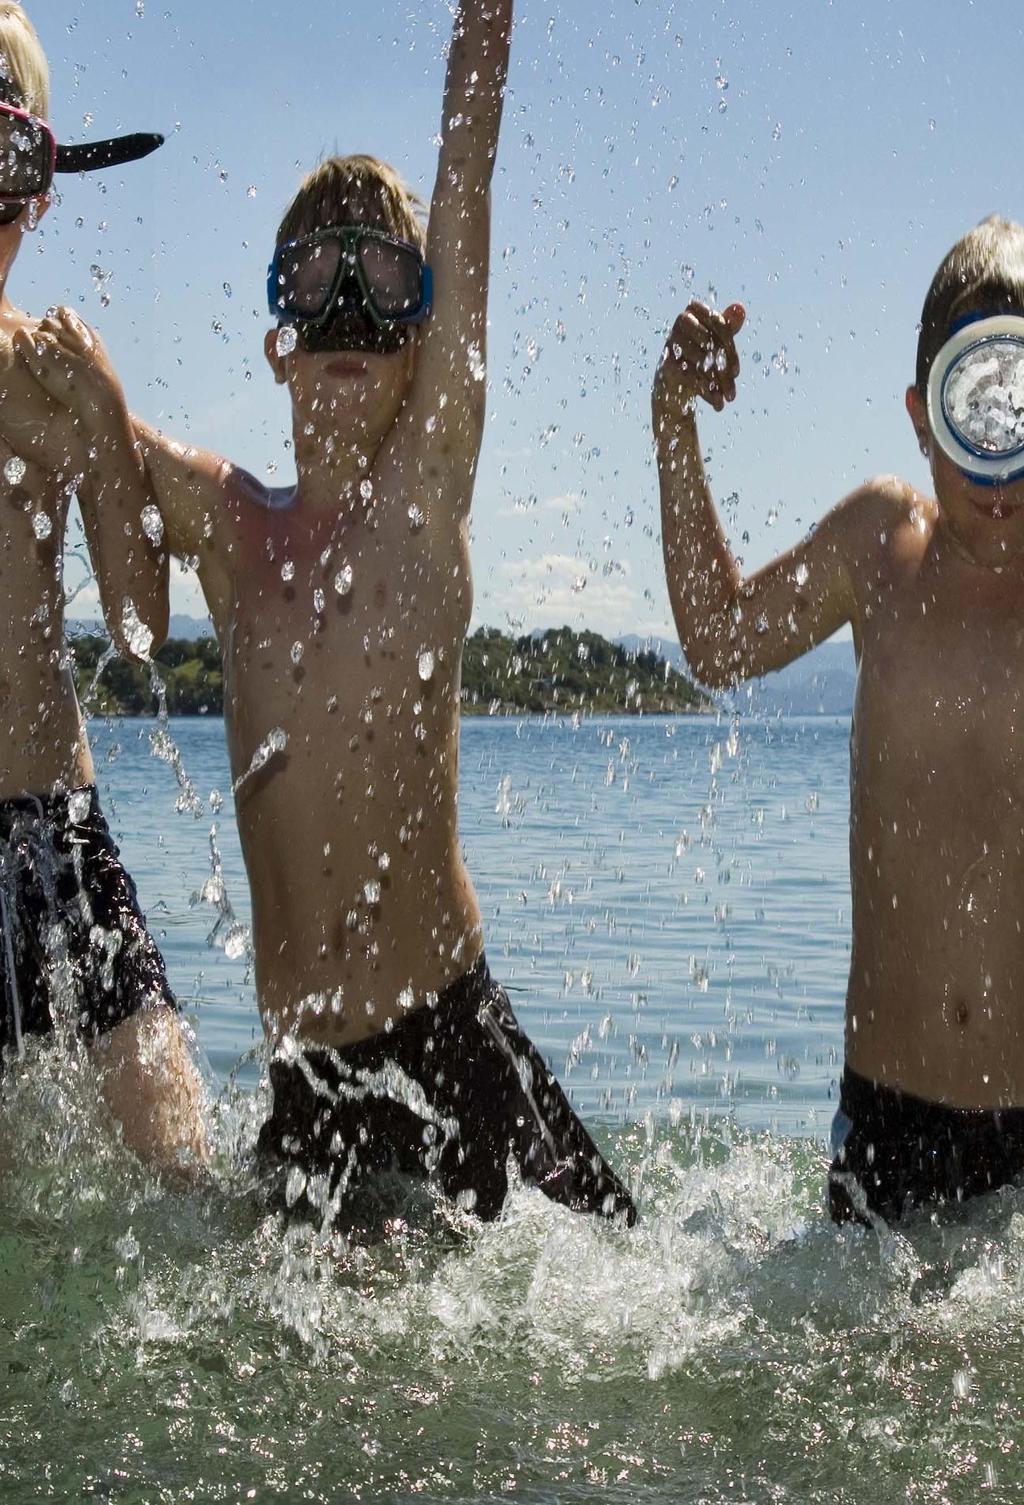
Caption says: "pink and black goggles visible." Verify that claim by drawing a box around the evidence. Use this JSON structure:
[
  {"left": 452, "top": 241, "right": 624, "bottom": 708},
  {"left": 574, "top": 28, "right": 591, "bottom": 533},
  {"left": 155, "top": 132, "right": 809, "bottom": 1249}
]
[{"left": 0, "top": 98, "right": 163, "bottom": 206}]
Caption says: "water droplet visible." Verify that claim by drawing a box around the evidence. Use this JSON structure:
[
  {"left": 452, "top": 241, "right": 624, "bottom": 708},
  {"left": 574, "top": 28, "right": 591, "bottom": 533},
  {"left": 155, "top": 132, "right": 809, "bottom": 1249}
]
[
  {"left": 90, "top": 264, "right": 112, "bottom": 307},
  {"left": 377, "top": 851, "right": 391, "bottom": 873},
  {"left": 334, "top": 564, "right": 353, "bottom": 596},
  {"left": 398, "top": 985, "right": 415, "bottom": 1010},
  {"left": 223, "top": 282, "right": 232, "bottom": 299},
  {"left": 120, "top": 599, "right": 153, "bottom": 659},
  {"left": 359, "top": 477, "right": 373, "bottom": 502},
  {"left": 772, "top": 121, "right": 783, "bottom": 140},
  {"left": 231, "top": 727, "right": 287, "bottom": 794},
  {"left": 364, "top": 879, "right": 381, "bottom": 905},
  {"left": 281, "top": 560, "right": 295, "bottom": 582},
  {"left": 794, "top": 561, "right": 809, "bottom": 586},
  {"left": 407, "top": 503, "right": 424, "bottom": 530},
  {"left": 247, "top": 184, "right": 258, "bottom": 198},
  {"left": 4, "top": 455, "right": 26, "bottom": 486},
  {"left": 313, "top": 587, "right": 325, "bottom": 614},
  {"left": 135, "top": 0, "right": 144, "bottom": 15},
  {"left": 418, "top": 649, "right": 435, "bottom": 682},
  {"left": 141, "top": 503, "right": 164, "bottom": 545},
  {"left": 767, "top": 507, "right": 779, "bottom": 526},
  {"left": 31, "top": 511, "right": 52, "bottom": 540},
  {"left": 276, "top": 325, "right": 298, "bottom": 357},
  {"left": 224, "top": 925, "right": 248, "bottom": 960},
  {"left": 290, "top": 640, "right": 304, "bottom": 665}
]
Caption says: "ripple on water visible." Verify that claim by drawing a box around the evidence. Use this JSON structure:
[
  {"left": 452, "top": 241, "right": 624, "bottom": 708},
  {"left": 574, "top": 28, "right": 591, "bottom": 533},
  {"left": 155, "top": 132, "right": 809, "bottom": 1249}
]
[{"left": 2, "top": 1048, "right": 1024, "bottom": 1503}]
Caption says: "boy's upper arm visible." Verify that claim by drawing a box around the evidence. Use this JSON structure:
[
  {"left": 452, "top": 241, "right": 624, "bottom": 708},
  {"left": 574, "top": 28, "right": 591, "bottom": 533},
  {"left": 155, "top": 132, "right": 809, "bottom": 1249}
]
[
  {"left": 403, "top": 0, "right": 512, "bottom": 477},
  {"left": 710, "top": 477, "right": 909, "bottom": 683},
  {"left": 132, "top": 417, "right": 235, "bottom": 563}
]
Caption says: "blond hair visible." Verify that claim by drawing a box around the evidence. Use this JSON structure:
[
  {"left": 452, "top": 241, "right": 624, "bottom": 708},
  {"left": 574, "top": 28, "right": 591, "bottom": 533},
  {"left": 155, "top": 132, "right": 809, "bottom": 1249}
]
[
  {"left": 0, "top": 4, "right": 48, "bottom": 119},
  {"left": 276, "top": 155, "right": 426, "bottom": 252}
]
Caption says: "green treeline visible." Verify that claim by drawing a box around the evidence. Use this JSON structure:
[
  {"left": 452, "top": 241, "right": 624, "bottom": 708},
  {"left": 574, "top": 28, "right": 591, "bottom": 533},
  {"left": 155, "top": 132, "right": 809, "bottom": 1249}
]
[{"left": 71, "top": 627, "right": 706, "bottom": 718}]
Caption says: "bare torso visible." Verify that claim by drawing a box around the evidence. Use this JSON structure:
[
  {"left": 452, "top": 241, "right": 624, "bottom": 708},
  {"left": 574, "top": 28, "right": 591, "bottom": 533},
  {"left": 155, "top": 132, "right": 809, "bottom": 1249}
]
[
  {"left": 848, "top": 501, "right": 1024, "bottom": 1105},
  {"left": 0, "top": 312, "right": 92, "bottom": 799},
  {"left": 201, "top": 466, "right": 483, "bottom": 1050}
]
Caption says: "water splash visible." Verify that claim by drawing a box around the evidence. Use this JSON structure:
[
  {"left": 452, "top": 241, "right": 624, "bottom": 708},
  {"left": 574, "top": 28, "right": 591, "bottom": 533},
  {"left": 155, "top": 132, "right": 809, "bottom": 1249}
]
[{"left": 231, "top": 727, "right": 288, "bottom": 796}]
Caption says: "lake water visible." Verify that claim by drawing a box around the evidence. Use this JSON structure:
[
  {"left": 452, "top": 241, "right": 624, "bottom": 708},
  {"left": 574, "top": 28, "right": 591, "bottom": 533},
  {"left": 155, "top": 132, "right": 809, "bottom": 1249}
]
[{"left": 4, "top": 714, "right": 1023, "bottom": 1503}]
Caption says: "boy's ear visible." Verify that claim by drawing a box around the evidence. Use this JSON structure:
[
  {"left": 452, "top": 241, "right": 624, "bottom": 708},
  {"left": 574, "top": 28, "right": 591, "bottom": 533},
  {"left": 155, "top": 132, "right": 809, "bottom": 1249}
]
[
  {"left": 906, "top": 384, "right": 930, "bottom": 458},
  {"left": 264, "top": 327, "right": 289, "bottom": 385}
]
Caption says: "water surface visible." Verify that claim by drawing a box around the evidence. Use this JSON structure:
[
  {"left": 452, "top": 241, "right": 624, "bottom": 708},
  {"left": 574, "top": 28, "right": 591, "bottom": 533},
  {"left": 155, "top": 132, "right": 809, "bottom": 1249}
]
[{"left": 4, "top": 714, "right": 1017, "bottom": 1504}]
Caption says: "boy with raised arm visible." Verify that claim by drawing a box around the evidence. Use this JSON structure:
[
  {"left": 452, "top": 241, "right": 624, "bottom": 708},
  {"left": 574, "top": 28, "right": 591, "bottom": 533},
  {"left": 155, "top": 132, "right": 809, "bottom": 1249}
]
[
  {"left": 19, "top": 1, "right": 635, "bottom": 1226},
  {"left": 654, "top": 217, "right": 1024, "bottom": 1224},
  {"left": 0, "top": 4, "right": 205, "bottom": 1173}
]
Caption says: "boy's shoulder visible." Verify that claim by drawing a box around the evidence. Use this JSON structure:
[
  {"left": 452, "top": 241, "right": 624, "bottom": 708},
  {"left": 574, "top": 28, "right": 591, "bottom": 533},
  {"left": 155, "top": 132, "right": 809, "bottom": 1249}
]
[{"left": 827, "top": 473, "right": 936, "bottom": 566}]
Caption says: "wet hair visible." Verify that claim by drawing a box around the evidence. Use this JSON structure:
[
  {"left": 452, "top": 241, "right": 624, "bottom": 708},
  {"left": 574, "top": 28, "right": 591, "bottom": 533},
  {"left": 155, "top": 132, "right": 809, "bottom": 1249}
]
[
  {"left": 916, "top": 215, "right": 1024, "bottom": 391},
  {"left": 0, "top": 4, "right": 48, "bottom": 119},
  {"left": 275, "top": 155, "right": 427, "bottom": 253}
]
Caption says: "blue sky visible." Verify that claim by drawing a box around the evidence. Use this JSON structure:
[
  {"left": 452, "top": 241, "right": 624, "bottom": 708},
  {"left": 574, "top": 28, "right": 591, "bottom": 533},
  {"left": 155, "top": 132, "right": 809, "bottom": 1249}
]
[{"left": 20, "top": 0, "right": 1024, "bottom": 642}]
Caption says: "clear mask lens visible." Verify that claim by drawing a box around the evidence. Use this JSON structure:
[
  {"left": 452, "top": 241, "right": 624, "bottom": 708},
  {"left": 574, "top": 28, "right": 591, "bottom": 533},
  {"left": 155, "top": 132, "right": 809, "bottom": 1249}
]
[
  {"left": 357, "top": 236, "right": 424, "bottom": 319},
  {"left": 943, "top": 338, "right": 1024, "bottom": 458},
  {"left": 276, "top": 239, "right": 343, "bottom": 319}
]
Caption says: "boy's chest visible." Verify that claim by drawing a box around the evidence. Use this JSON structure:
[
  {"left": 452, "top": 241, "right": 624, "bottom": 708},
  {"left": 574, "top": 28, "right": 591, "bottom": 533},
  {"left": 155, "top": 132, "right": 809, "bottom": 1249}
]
[
  {"left": 222, "top": 504, "right": 470, "bottom": 739},
  {"left": 857, "top": 589, "right": 1024, "bottom": 791}
]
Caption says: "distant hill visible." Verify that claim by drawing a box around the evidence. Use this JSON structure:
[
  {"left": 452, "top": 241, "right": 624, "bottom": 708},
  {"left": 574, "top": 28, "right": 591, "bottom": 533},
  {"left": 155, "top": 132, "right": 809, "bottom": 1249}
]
[
  {"left": 68, "top": 613, "right": 214, "bottom": 641},
  {"left": 616, "top": 633, "right": 857, "bottom": 717}
]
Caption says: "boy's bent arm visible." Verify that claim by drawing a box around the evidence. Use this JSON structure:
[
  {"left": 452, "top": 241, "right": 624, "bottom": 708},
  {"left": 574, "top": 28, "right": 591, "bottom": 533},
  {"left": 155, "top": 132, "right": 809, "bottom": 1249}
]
[
  {"left": 131, "top": 416, "right": 236, "bottom": 565},
  {"left": 15, "top": 312, "right": 169, "bottom": 660},
  {"left": 407, "top": 0, "right": 513, "bottom": 488},
  {"left": 655, "top": 301, "right": 868, "bottom": 688}
]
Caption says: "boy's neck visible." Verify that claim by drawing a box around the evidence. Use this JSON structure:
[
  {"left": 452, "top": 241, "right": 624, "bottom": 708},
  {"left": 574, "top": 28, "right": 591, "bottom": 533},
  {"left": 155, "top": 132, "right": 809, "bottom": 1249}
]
[{"left": 291, "top": 419, "right": 382, "bottom": 515}]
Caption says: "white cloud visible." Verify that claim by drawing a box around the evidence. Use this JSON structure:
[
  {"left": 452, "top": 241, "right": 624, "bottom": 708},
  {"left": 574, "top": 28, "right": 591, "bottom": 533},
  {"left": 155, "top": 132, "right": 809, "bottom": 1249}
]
[
  {"left": 496, "top": 491, "right": 584, "bottom": 520},
  {"left": 168, "top": 558, "right": 209, "bottom": 617},
  {"left": 478, "top": 551, "right": 660, "bottom": 635}
]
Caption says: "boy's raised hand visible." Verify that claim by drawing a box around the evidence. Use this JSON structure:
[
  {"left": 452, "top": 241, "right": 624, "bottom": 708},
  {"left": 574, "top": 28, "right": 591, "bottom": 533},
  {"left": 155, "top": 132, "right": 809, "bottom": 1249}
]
[
  {"left": 654, "top": 301, "right": 745, "bottom": 419},
  {"left": 13, "top": 306, "right": 124, "bottom": 421}
]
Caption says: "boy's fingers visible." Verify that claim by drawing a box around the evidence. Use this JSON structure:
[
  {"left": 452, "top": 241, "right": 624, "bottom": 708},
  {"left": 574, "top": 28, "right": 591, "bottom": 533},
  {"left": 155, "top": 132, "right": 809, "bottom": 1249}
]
[
  {"left": 59, "top": 307, "right": 95, "bottom": 350},
  {"left": 723, "top": 302, "right": 746, "bottom": 334}
]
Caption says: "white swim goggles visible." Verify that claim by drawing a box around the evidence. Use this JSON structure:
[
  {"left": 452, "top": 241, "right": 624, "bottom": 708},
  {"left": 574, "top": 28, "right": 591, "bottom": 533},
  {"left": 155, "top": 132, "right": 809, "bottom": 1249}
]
[{"left": 927, "top": 314, "right": 1024, "bottom": 485}]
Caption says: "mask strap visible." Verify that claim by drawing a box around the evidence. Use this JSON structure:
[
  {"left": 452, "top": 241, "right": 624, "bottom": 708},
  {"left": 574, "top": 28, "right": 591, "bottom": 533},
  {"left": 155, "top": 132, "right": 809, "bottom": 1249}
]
[{"left": 55, "top": 133, "right": 164, "bottom": 174}]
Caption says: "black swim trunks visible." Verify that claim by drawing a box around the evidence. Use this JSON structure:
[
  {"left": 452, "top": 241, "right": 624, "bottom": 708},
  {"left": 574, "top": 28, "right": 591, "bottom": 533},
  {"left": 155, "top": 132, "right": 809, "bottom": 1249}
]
[
  {"left": 257, "top": 955, "right": 638, "bottom": 1227},
  {"left": 829, "top": 1065, "right": 1024, "bottom": 1224},
  {"left": 0, "top": 786, "right": 176, "bottom": 1063}
]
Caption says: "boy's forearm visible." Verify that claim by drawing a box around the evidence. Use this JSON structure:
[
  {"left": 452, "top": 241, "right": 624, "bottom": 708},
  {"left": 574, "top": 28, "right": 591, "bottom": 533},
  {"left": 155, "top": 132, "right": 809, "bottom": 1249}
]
[
  {"left": 437, "top": 0, "right": 513, "bottom": 192},
  {"left": 655, "top": 406, "right": 746, "bottom": 687},
  {"left": 79, "top": 398, "right": 169, "bottom": 658}
]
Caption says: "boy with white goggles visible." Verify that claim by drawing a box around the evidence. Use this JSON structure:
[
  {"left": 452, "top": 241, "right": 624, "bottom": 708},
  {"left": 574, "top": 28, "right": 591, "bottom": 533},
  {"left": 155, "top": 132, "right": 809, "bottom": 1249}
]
[
  {"left": 654, "top": 214, "right": 1024, "bottom": 1226},
  {"left": 10, "top": 0, "right": 636, "bottom": 1231}
]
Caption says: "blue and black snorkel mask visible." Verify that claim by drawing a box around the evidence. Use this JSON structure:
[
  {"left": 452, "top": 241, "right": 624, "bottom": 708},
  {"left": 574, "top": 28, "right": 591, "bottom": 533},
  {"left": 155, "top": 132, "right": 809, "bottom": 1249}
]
[
  {"left": 927, "top": 314, "right": 1024, "bottom": 486},
  {"left": 0, "top": 75, "right": 164, "bottom": 225},
  {"left": 267, "top": 224, "right": 433, "bottom": 356}
]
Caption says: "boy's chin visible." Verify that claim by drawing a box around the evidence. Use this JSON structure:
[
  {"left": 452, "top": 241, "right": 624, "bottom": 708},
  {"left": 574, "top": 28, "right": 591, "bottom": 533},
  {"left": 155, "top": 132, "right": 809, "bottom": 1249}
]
[{"left": 949, "top": 505, "right": 1024, "bottom": 566}]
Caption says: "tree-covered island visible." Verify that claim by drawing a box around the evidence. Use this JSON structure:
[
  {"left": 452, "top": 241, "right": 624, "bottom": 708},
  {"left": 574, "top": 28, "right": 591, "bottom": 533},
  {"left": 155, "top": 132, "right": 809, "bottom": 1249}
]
[{"left": 70, "top": 626, "right": 708, "bottom": 718}]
